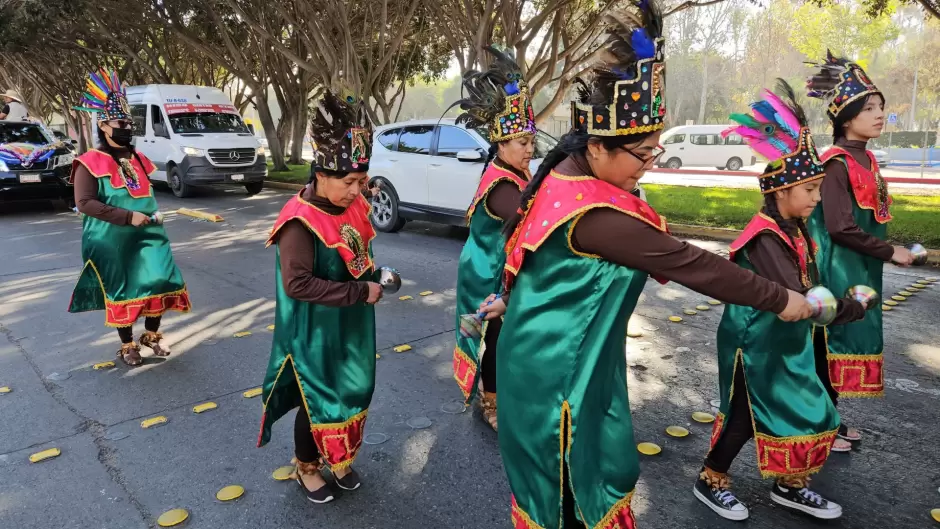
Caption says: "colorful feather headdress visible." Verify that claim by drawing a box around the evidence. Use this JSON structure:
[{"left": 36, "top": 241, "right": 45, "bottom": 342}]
[
  {"left": 806, "top": 50, "right": 881, "bottom": 119},
  {"left": 572, "top": 0, "right": 666, "bottom": 136},
  {"left": 76, "top": 68, "right": 131, "bottom": 122},
  {"left": 451, "top": 45, "right": 537, "bottom": 143},
  {"left": 725, "top": 79, "right": 824, "bottom": 194},
  {"left": 310, "top": 86, "right": 372, "bottom": 173}
]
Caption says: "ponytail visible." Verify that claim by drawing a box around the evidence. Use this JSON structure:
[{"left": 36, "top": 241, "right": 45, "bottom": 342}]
[
  {"left": 502, "top": 129, "right": 656, "bottom": 238},
  {"left": 481, "top": 143, "right": 499, "bottom": 175}
]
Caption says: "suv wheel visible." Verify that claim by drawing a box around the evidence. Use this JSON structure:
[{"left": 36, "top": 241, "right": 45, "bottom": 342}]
[
  {"left": 371, "top": 179, "right": 405, "bottom": 233},
  {"left": 245, "top": 182, "right": 264, "bottom": 195},
  {"left": 169, "top": 166, "right": 192, "bottom": 198},
  {"left": 726, "top": 157, "right": 743, "bottom": 171},
  {"left": 665, "top": 157, "right": 682, "bottom": 170}
]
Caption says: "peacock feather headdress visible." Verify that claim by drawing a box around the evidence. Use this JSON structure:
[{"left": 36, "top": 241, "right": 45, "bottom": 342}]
[
  {"left": 726, "top": 79, "right": 824, "bottom": 194},
  {"left": 806, "top": 50, "right": 881, "bottom": 119},
  {"left": 310, "top": 86, "right": 372, "bottom": 173},
  {"left": 76, "top": 68, "right": 131, "bottom": 122},
  {"left": 572, "top": 0, "right": 665, "bottom": 136},
  {"left": 452, "top": 45, "right": 536, "bottom": 143}
]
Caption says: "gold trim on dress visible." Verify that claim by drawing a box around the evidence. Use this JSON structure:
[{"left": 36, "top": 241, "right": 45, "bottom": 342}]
[{"left": 75, "top": 259, "right": 191, "bottom": 327}]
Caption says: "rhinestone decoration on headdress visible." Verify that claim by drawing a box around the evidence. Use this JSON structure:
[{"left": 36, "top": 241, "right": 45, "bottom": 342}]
[
  {"left": 726, "top": 79, "right": 825, "bottom": 194},
  {"left": 806, "top": 50, "right": 881, "bottom": 119},
  {"left": 310, "top": 87, "right": 373, "bottom": 173},
  {"left": 572, "top": 0, "right": 665, "bottom": 136},
  {"left": 77, "top": 68, "right": 131, "bottom": 123},
  {"left": 452, "top": 45, "right": 537, "bottom": 143}
]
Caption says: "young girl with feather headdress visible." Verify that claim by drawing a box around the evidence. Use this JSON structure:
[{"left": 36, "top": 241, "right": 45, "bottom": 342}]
[
  {"left": 450, "top": 45, "right": 537, "bottom": 431},
  {"left": 476, "top": 3, "right": 815, "bottom": 526},
  {"left": 693, "top": 80, "right": 866, "bottom": 522},
  {"left": 257, "top": 87, "right": 385, "bottom": 504}
]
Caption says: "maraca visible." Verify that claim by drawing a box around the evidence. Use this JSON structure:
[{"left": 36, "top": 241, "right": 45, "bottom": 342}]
[
  {"left": 907, "top": 243, "right": 928, "bottom": 266},
  {"left": 374, "top": 266, "right": 401, "bottom": 293},
  {"left": 846, "top": 285, "right": 879, "bottom": 311},
  {"left": 149, "top": 211, "right": 165, "bottom": 224},
  {"left": 458, "top": 294, "right": 498, "bottom": 340},
  {"left": 805, "top": 286, "right": 838, "bottom": 326}
]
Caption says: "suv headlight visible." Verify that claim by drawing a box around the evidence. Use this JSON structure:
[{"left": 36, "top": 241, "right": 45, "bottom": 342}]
[
  {"left": 0, "top": 160, "right": 8, "bottom": 172},
  {"left": 55, "top": 153, "right": 74, "bottom": 168},
  {"left": 182, "top": 146, "right": 205, "bottom": 157}
]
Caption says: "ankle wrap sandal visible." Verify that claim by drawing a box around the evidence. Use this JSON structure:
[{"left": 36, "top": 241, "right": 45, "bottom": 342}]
[
  {"left": 117, "top": 342, "right": 143, "bottom": 366},
  {"left": 700, "top": 467, "right": 732, "bottom": 490},
  {"left": 480, "top": 391, "right": 498, "bottom": 432},
  {"left": 140, "top": 331, "right": 170, "bottom": 357},
  {"left": 289, "top": 458, "right": 334, "bottom": 504}
]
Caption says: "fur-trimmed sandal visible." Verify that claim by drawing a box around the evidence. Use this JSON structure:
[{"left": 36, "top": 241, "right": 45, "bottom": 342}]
[
  {"left": 139, "top": 331, "right": 170, "bottom": 357},
  {"left": 117, "top": 342, "right": 143, "bottom": 366}
]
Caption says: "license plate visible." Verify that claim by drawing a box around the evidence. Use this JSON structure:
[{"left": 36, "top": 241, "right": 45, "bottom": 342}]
[
  {"left": 231, "top": 174, "right": 244, "bottom": 181},
  {"left": 19, "top": 173, "right": 41, "bottom": 183}
]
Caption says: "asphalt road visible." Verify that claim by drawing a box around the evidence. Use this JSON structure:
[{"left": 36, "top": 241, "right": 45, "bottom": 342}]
[{"left": 1, "top": 186, "right": 938, "bottom": 529}]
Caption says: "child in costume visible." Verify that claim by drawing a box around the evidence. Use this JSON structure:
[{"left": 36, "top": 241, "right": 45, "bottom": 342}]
[
  {"left": 478, "top": 5, "right": 813, "bottom": 527},
  {"left": 69, "top": 68, "right": 190, "bottom": 366},
  {"left": 693, "top": 80, "right": 866, "bottom": 522},
  {"left": 805, "top": 51, "right": 914, "bottom": 448},
  {"left": 258, "top": 88, "right": 385, "bottom": 504},
  {"left": 450, "top": 45, "right": 537, "bottom": 431}
]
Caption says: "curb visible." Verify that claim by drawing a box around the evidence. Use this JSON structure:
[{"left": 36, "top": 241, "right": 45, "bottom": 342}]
[
  {"left": 265, "top": 180, "right": 305, "bottom": 192},
  {"left": 670, "top": 223, "right": 940, "bottom": 267}
]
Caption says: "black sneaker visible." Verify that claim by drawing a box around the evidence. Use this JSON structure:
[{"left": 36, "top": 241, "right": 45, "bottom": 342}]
[
  {"left": 297, "top": 476, "right": 335, "bottom": 504},
  {"left": 334, "top": 468, "right": 361, "bottom": 491},
  {"left": 770, "top": 482, "right": 842, "bottom": 519},
  {"left": 693, "top": 474, "right": 749, "bottom": 521}
]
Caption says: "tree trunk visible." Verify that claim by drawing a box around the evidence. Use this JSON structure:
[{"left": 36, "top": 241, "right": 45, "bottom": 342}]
[
  {"left": 254, "top": 94, "right": 288, "bottom": 171},
  {"left": 697, "top": 54, "right": 708, "bottom": 125},
  {"left": 288, "top": 104, "right": 308, "bottom": 165},
  {"left": 534, "top": 79, "right": 572, "bottom": 126}
]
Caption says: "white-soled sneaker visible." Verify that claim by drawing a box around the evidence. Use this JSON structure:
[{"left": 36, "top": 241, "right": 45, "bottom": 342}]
[
  {"left": 693, "top": 474, "right": 749, "bottom": 521},
  {"left": 771, "top": 482, "right": 842, "bottom": 519}
]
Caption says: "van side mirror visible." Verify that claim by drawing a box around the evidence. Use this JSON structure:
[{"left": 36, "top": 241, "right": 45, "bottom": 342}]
[
  {"left": 153, "top": 123, "right": 169, "bottom": 138},
  {"left": 456, "top": 150, "right": 483, "bottom": 162},
  {"left": 247, "top": 124, "right": 256, "bottom": 134}
]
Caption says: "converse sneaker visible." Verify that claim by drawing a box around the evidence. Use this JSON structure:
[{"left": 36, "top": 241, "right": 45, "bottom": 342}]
[
  {"left": 693, "top": 470, "right": 749, "bottom": 521},
  {"left": 770, "top": 482, "right": 842, "bottom": 519}
]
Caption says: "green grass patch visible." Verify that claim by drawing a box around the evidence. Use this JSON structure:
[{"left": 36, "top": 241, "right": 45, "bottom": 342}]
[
  {"left": 643, "top": 184, "right": 940, "bottom": 248},
  {"left": 266, "top": 161, "right": 309, "bottom": 184}
]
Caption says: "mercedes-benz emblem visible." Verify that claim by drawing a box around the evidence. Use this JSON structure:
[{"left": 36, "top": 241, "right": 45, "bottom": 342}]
[{"left": 229, "top": 150, "right": 239, "bottom": 161}]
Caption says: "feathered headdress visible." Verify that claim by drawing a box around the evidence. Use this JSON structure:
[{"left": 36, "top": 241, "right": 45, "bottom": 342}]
[
  {"left": 806, "top": 50, "right": 881, "bottom": 119},
  {"left": 76, "top": 68, "right": 131, "bottom": 122},
  {"left": 572, "top": 0, "right": 665, "bottom": 136},
  {"left": 310, "top": 87, "right": 372, "bottom": 172},
  {"left": 451, "top": 45, "right": 536, "bottom": 143},
  {"left": 726, "top": 79, "right": 824, "bottom": 194}
]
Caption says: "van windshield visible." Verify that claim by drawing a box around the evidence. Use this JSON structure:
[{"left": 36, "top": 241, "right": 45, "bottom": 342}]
[{"left": 168, "top": 112, "right": 249, "bottom": 134}]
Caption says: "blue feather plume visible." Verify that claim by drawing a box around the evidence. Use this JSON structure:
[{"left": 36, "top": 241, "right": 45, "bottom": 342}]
[{"left": 631, "top": 28, "right": 655, "bottom": 60}]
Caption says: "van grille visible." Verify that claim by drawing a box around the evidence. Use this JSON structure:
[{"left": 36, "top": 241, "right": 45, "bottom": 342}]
[{"left": 207, "top": 148, "right": 256, "bottom": 166}]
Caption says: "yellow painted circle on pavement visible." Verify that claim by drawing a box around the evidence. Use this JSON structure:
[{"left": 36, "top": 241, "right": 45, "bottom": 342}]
[
  {"left": 668, "top": 316, "right": 683, "bottom": 323},
  {"left": 891, "top": 295, "right": 906, "bottom": 302},
  {"left": 666, "top": 425, "right": 690, "bottom": 438},
  {"left": 692, "top": 412, "right": 715, "bottom": 423},
  {"left": 898, "top": 291, "right": 913, "bottom": 297},
  {"left": 683, "top": 309, "right": 697, "bottom": 316},
  {"left": 272, "top": 466, "right": 294, "bottom": 481},
  {"left": 882, "top": 305, "right": 892, "bottom": 311},
  {"left": 931, "top": 508, "right": 940, "bottom": 522},
  {"left": 917, "top": 279, "right": 930, "bottom": 285},
  {"left": 912, "top": 284, "right": 926, "bottom": 289},
  {"left": 637, "top": 442, "right": 662, "bottom": 455},
  {"left": 695, "top": 305, "right": 710, "bottom": 311},
  {"left": 707, "top": 300, "right": 721, "bottom": 306},
  {"left": 216, "top": 485, "right": 244, "bottom": 501},
  {"left": 157, "top": 509, "right": 189, "bottom": 527},
  {"left": 884, "top": 300, "right": 899, "bottom": 306}
]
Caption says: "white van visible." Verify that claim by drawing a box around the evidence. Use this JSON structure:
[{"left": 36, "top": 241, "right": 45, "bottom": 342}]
[
  {"left": 126, "top": 85, "right": 267, "bottom": 197},
  {"left": 657, "top": 125, "right": 756, "bottom": 171}
]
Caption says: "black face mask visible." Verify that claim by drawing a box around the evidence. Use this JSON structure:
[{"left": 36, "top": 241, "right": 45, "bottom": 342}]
[{"left": 108, "top": 127, "right": 133, "bottom": 147}]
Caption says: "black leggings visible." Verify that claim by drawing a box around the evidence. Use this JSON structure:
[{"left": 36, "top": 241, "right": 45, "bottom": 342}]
[
  {"left": 704, "top": 362, "right": 753, "bottom": 473},
  {"left": 813, "top": 327, "right": 839, "bottom": 407},
  {"left": 117, "top": 316, "right": 162, "bottom": 343},
  {"left": 294, "top": 408, "right": 321, "bottom": 463},
  {"left": 481, "top": 318, "right": 501, "bottom": 393}
]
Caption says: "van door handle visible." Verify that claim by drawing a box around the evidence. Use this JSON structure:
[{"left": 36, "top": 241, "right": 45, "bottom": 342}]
[
  {"left": 429, "top": 163, "right": 442, "bottom": 167},
  {"left": 389, "top": 159, "right": 398, "bottom": 162},
  {"left": 679, "top": 147, "right": 684, "bottom": 150}
]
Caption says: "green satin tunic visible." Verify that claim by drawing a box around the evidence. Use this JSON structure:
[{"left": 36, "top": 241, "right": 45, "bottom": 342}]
[{"left": 497, "top": 221, "right": 647, "bottom": 529}]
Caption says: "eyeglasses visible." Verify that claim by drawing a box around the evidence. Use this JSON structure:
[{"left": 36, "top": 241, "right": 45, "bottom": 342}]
[
  {"left": 108, "top": 121, "right": 134, "bottom": 130},
  {"left": 624, "top": 144, "right": 665, "bottom": 165}
]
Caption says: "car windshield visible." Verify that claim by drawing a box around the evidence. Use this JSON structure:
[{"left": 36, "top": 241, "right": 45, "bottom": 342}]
[
  {"left": 0, "top": 123, "right": 52, "bottom": 145},
  {"left": 474, "top": 127, "right": 558, "bottom": 159},
  {"left": 168, "top": 112, "right": 249, "bottom": 134}
]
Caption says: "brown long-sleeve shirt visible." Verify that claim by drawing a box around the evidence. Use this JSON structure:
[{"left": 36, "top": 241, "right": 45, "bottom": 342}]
[
  {"left": 746, "top": 232, "right": 865, "bottom": 325},
  {"left": 555, "top": 155, "right": 789, "bottom": 314},
  {"left": 73, "top": 149, "right": 133, "bottom": 225},
  {"left": 485, "top": 158, "right": 528, "bottom": 221},
  {"left": 820, "top": 139, "right": 894, "bottom": 261},
  {"left": 276, "top": 187, "right": 370, "bottom": 306}
]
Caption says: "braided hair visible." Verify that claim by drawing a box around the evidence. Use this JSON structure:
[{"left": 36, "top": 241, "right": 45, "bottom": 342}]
[
  {"left": 502, "top": 129, "right": 655, "bottom": 237},
  {"left": 762, "top": 192, "right": 819, "bottom": 284},
  {"left": 481, "top": 143, "right": 499, "bottom": 175}
]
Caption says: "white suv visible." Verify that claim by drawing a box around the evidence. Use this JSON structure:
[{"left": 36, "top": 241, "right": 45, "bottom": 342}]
[{"left": 367, "top": 119, "right": 558, "bottom": 232}]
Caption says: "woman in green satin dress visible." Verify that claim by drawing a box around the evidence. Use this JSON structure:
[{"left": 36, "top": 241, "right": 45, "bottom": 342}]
[
  {"left": 451, "top": 45, "right": 536, "bottom": 431},
  {"left": 478, "top": 5, "right": 813, "bottom": 528}
]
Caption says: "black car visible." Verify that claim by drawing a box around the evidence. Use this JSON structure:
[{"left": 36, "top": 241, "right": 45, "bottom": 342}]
[{"left": 0, "top": 121, "right": 74, "bottom": 205}]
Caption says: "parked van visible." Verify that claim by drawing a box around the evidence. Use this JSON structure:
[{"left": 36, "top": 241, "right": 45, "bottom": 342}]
[
  {"left": 126, "top": 85, "right": 267, "bottom": 197},
  {"left": 657, "top": 125, "right": 756, "bottom": 171}
]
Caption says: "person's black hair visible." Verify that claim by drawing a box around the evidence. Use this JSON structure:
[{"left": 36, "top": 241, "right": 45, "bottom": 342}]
[
  {"left": 307, "top": 167, "right": 352, "bottom": 188},
  {"left": 502, "top": 129, "right": 656, "bottom": 237},
  {"left": 481, "top": 143, "right": 499, "bottom": 175},
  {"left": 762, "top": 192, "right": 819, "bottom": 283},
  {"left": 831, "top": 93, "right": 884, "bottom": 144},
  {"left": 97, "top": 123, "right": 147, "bottom": 169}
]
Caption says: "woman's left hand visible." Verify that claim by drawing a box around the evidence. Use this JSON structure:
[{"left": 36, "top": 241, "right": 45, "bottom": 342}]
[{"left": 478, "top": 296, "right": 506, "bottom": 321}]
